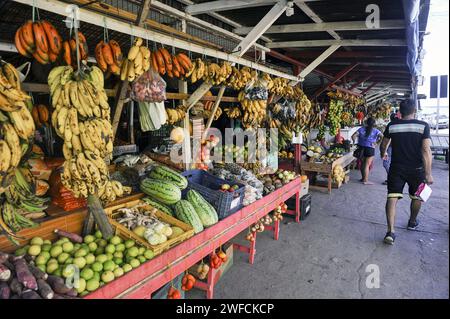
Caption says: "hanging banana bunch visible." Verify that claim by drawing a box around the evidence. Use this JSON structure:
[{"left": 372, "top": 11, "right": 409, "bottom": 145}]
[{"left": 47, "top": 65, "right": 131, "bottom": 203}]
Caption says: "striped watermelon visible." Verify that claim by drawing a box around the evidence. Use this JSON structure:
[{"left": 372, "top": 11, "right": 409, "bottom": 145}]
[
  {"left": 148, "top": 165, "right": 188, "bottom": 190},
  {"left": 139, "top": 178, "right": 181, "bottom": 205},
  {"left": 174, "top": 200, "right": 204, "bottom": 234},
  {"left": 187, "top": 190, "right": 218, "bottom": 227}
]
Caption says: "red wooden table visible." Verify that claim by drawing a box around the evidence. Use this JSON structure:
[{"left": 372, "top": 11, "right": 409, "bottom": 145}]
[{"left": 85, "top": 177, "right": 301, "bottom": 299}]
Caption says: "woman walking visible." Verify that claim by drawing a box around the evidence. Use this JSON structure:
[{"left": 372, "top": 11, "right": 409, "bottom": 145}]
[{"left": 352, "top": 117, "right": 383, "bottom": 185}]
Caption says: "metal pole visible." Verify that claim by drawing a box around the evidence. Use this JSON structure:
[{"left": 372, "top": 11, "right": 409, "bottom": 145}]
[{"left": 435, "top": 75, "right": 441, "bottom": 134}]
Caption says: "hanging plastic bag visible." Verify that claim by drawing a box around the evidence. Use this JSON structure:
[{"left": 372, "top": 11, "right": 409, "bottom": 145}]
[
  {"left": 244, "top": 75, "right": 268, "bottom": 100},
  {"left": 131, "top": 68, "right": 167, "bottom": 102}
]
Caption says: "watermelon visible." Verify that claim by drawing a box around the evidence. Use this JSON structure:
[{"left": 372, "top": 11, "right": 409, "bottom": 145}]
[
  {"left": 139, "top": 178, "right": 181, "bottom": 205},
  {"left": 148, "top": 165, "right": 188, "bottom": 190},
  {"left": 174, "top": 200, "right": 204, "bottom": 234},
  {"left": 142, "top": 197, "right": 175, "bottom": 216},
  {"left": 187, "top": 190, "right": 218, "bottom": 226}
]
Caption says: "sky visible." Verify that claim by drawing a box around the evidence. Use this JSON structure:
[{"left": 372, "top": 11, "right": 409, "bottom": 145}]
[{"left": 418, "top": 0, "right": 449, "bottom": 114}]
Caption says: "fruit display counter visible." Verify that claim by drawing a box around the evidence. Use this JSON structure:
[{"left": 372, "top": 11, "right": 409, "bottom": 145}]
[{"left": 83, "top": 177, "right": 301, "bottom": 299}]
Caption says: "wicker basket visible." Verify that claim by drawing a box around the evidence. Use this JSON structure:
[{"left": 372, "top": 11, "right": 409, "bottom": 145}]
[{"left": 104, "top": 200, "right": 194, "bottom": 256}]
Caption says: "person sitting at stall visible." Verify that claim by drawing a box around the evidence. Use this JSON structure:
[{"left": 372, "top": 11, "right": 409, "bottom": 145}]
[{"left": 352, "top": 117, "right": 383, "bottom": 185}]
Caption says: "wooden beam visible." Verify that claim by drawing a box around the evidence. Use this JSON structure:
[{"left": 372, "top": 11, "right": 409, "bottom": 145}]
[
  {"left": 151, "top": 0, "right": 269, "bottom": 52},
  {"left": 13, "top": 0, "right": 296, "bottom": 80},
  {"left": 69, "top": 0, "right": 220, "bottom": 50},
  {"left": 267, "top": 39, "right": 407, "bottom": 48},
  {"left": 136, "top": 0, "right": 152, "bottom": 26},
  {"left": 185, "top": 0, "right": 281, "bottom": 15},
  {"left": 294, "top": 44, "right": 341, "bottom": 83},
  {"left": 286, "top": 50, "right": 405, "bottom": 59},
  {"left": 312, "top": 63, "right": 359, "bottom": 98},
  {"left": 349, "top": 75, "right": 372, "bottom": 90},
  {"left": 234, "top": 20, "right": 405, "bottom": 34},
  {"left": 295, "top": 1, "right": 341, "bottom": 40},
  {"left": 359, "top": 82, "right": 379, "bottom": 95}
]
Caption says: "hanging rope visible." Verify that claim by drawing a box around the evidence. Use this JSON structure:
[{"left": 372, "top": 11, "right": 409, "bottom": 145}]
[{"left": 103, "top": 17, "right": 109, "bottom": 43}]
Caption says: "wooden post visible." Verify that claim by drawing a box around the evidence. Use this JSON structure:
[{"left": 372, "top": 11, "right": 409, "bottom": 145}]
[{"left": 112, "top": 80, "right": 129, "bottom": 140}]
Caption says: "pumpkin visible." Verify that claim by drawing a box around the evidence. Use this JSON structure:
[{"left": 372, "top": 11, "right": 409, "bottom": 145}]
[{"left": 301, "top": 175, "right": 308, "bottom": 183}]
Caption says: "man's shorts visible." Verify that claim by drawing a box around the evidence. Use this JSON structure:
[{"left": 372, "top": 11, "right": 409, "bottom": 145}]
[{"left": 387, "top": 165, "right": 425, "bottom": 200}]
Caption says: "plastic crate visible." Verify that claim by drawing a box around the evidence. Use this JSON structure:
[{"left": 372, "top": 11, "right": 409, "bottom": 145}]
[
  {"left": 182, "top": 170, "right": 245, "bottom": 220},
  {"left": 286, "top": 193, "right": 311, "bottom": 220},
  {"left": 151, "top": 273, "right": 185, "bottom": 299},
  {"left": 299, "top": 194, "right": 312, "bottom": 220}
]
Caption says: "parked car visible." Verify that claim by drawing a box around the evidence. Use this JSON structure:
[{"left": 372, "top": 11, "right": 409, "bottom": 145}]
[{"left": 430, "top": 115, "right": 449, "bottom": 129}]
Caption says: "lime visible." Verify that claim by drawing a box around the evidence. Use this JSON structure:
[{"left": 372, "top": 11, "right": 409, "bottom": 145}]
[
  {"left": 84, "top": 235, "right": 95, "bottom": 244},
  {"left": 85, "top": 253, "right": 96, "bottom": 265},
  {"left": 95, "top": 254, "right": 108, "bottom": 263},
  {"left": 81, "top": 268, "right": 94, "bottom": 281},
  {"left": 73, "top": 243, "right": 81, "bottom": 251},
  {"left": 101, "top": 271, "right": 115, "bottom": 283},
  {"left": 115, "top": 243, "right": 125, "bottom": 252},
  {"left": 53, "top": 266, "right": 62, "bottom": 277},
  {"left": 60, "top": 237, "right": 70, "bottom": 243},
  {"left": 113, "top": 267, "right": 124, "bottom": 278},
  {"left": 64, "top": 257, "right": 74, "bottom": 265},
  {"left": 37, "top": 264, "right": 46, "bottom": 273},
  {"left": 46, "top": 263, "right": 59, "bottom": 274},
  {"left": 97, "top": 239, "right": 108, "bottom": 248},
  {"left": 94, "top": 230, "right": 103, "bottom": 239},
  {"left": 122, "top": 264, "right": 132, "bottom": 273},
  {"left": 14, "top": 246, "right": 27, "bottom": 257},
  {"left": 91, "top": 262, "right": 103, "bottom": 272},
  {"left": 86, "top": 278, "right": 100, "bottom": 292},
  {"left": 105, "top": 244, "right": 115, "bottom": 254},
  {"left": 144, "top": 250, "right": 154, "bottom": 260},
  {"left": 57, "top": 252, "right": 70, "bottom": 264},
  {"left": 113, "top": 258, "right": 123, "bottom": 266},
  {"left": 62, "top": 242, "right": 74, "bottom": 253},
  {"left": 93, "top": 272, "right": 101, "bottom": 282},
  {"left": 54, "top": 239, "right": 65, "bottom": 246},
  {"left": 47, "top": 258, "right": 58, "bottom": 265},
  {"left": 124, "top": 240, "right": 135, "bottom": 249},
  {"left": 138, "top": 256, "right": 146, "bottom": 264},
  {"left": 95, "top": 247, "right": 105, "bottom": 255},
  {"left": 35, "top": 255, "right": 48, "bottom": 266},
  {"left": 81, "top": 244, "right": 90, "bottom": 252},
  {"left": 79, "top": 291, "right": 89, "bottom": 297},
  {"left": 138, "top": 247, "right": 146, "bottom": 256},
  {"left": 129, "top": 258, "right": 140, "bottom": 268},
  {"left": 103, "top": 260, "right": 115, "bottom": 272},
  {"left": 43, "top": 239, "right": 52, "bottom": 245},
  {"left": 73, "top": 257, "right": 87, "bottom": 269},
  {"left": 30, "top": 237, "right": 44, "bottom": 246},
  {"left": 113, "top": 251, "right": 123, "bottom": 259},
  {"left": 76, "top": 278, "right": 86, "bottom": 294},
  {"left": 28, "top": 245, "right": 41, "bottom": 256},
  {"left": 88, "top": 242, "right": 98, "bottom": 253},
  {"left": 106, "top": 253, "right": 114, "bottom": 261},
  {"left": 41, "top": 244, "right": 52, "bottom": 252},
  {"left": 127, "top": 246, "right": 139, "bottom": 258},
  {"left": 50, "top": 245, "right": 63, "bottom": 258},
  {"left": 74, "top": 248, "right": 88, "bottom": 258},
  {"left": 110, "top": 236, "right": 122, "bottom": 245}
]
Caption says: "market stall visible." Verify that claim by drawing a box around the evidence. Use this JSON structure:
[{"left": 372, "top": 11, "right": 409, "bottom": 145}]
[{"left": 0, "top": 0, "right": 416, "bottom": 300}]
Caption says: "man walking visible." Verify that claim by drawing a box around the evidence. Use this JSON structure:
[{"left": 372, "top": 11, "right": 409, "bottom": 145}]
[{"left": 380, "top": 99, "right": 433, "bottom": 245}]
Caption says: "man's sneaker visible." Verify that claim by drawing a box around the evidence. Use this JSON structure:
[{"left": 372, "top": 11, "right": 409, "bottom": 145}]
[
  {"left": 407, "top": 220, "right": 419, "bottom": 231},
  {"left": 384, "top": 232, "right": 396, "bottom": 245}
]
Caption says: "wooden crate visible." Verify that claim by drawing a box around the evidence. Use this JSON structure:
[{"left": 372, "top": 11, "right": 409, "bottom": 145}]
[
  {"left": 104, "top": 200, "right": 194, "bottom": 256},
  {"left": 0, "top": 210, "right": 86, "bottom": 253}
]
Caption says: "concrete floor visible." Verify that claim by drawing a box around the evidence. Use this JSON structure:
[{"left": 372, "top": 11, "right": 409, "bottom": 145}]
[{"left": 188, "top": 156, "right": 449, "bottom": 299}]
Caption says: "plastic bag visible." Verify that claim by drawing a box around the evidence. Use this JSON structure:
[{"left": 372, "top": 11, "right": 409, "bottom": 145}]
[
  {"left": 131, "top": 68, "right": 167, "bottom": 102},
  {"left": 244, "top": 76, "right": 268, "bottom": 100}
]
